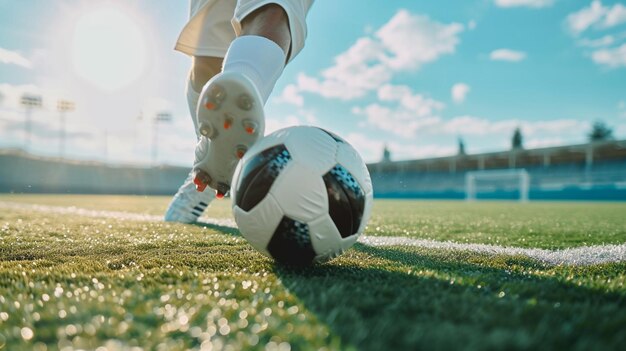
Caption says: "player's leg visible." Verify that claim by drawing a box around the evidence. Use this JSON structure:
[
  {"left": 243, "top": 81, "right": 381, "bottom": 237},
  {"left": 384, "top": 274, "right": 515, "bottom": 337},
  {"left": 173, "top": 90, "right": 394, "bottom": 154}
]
[
  {"left": 193, "top": 0, "right": 313, "bottom": 197},
  {"left": 165, "top": 0, "right": 235, "bottom": 223},
  {"left": 164, "top": 59, "right": 222, "bottom": 223}
]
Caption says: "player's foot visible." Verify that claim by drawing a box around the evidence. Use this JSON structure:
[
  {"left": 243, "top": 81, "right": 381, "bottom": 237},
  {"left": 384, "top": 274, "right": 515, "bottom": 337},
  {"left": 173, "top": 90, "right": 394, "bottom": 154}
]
[
  {"left": 192, "top": 71, "right": 265, "bottom": 197},
  {"left": 164, "top": 172, "right": 215, "bottom": 223}
]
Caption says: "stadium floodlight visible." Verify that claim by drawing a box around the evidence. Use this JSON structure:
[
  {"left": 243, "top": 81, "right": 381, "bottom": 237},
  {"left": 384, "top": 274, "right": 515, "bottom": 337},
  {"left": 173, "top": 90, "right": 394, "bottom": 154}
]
[
  {"left": 465, "top": 169, "right": 530, "bottom": 202},
  {"left": 57, "top": 99, "right": 75, "bottom": 158},
  {"left": 152, "top": 112, "right": 172, "bottom": 164},
  {"left": 20, "top": 94, "right": 43, "bottom": 151}
]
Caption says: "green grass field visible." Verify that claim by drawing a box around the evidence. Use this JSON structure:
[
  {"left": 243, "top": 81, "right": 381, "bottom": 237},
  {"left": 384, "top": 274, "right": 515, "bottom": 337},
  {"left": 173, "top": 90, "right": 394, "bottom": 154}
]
[{"left": 0, "top": 194, "right": 625, "bottom": 350}]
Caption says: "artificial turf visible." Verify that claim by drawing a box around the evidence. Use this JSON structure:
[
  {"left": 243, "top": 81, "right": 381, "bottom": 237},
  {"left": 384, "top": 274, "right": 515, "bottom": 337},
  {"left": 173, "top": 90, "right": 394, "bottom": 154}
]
[{"left": 0, "top": 195, "right": 624, "bottom": 350}]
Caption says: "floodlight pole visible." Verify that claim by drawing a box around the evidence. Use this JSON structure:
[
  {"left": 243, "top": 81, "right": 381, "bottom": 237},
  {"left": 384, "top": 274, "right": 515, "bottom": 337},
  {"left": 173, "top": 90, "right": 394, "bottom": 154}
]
[
  {"left": 20, "top": 94, "right": 42, "bottom": 151},
  {"left": 57, "top": 99, "right": 75, "bottom": 158},
  {"left": 152, "top": 112, "right": 172, "bottom": 165}
]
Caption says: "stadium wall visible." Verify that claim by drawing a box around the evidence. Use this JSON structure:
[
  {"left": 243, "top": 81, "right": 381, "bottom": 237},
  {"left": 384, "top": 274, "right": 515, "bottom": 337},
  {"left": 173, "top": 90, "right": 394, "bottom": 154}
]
[
  {"left": 367, "top": 139, "right": 626, "bottom": 201},
  {"left": 1, "top": 139, "right": 626, "bottom": 200},
  {"left": 0, "top": 150, "right": 188, "bottom": 195}
]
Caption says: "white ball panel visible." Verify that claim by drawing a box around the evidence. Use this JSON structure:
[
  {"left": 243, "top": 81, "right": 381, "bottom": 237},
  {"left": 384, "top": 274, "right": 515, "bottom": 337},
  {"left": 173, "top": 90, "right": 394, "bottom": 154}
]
[
  {"left": 336, "top": 142, "right": 373, "bottom": 195},
  {"left": 231, "top": 159, "right": 244, "bottom": 196},
  {"left": 233, "top": 193, "right": 284, "bottom": 256},
  {"left": 270, "top": 160, "right": 328, "bottom": 222},
  {"left": 284, "top": 126, "right": 337, "bottom": 175},
  {"left": 339, "top": 233, "right": 360, "bottom": 252},
  {"left": 308, "top": 214, "right": 343, "bottom": 262}
]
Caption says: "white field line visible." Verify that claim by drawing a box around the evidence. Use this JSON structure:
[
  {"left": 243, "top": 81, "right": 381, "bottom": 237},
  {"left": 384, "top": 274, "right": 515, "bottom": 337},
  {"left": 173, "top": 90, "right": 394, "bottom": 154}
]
[{"left": 1, "top": 201, "right": 625, "bottom": 266}]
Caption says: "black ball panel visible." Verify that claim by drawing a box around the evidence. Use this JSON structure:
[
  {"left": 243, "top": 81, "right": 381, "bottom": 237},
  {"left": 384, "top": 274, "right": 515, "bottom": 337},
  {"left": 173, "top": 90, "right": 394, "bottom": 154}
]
[
  {"left": 319, "top": 128, "right": 345, "bottom": 143},
  {"left": 235, "top": 144, "right": 292, "bottom": 212},
  {"left": 267, "top": 216, "right": 316, "bottom": 265},
  {"left": 323, "top": 164, "right": 365, "bottom": 238}
]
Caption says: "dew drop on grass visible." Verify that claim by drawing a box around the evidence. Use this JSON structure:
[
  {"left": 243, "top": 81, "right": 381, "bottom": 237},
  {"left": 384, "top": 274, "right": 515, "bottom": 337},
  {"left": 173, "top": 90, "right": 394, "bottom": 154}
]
[{"left": 21, "top": 327, "right": 34, "bottom": 340}]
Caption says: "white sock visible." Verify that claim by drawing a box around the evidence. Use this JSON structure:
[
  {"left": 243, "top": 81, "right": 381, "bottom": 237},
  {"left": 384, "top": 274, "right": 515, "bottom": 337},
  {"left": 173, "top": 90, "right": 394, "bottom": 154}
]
[
  {"left": 222, "top": 35, "right": 286, "bottom": 104},
  {"left": 185, "top": 75, "right": 201, "bottom": 139}
]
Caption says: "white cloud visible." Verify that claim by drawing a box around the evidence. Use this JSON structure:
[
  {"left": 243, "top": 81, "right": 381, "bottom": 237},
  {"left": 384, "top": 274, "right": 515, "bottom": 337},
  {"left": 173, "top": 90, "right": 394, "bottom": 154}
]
[
  {"left": 352, "top": 103, "right": 441, "bottom": 138},
  {"left": 494, "top": 0, "right": 554, "bottom": 8},
  {"left": 490, "top": 49, "right": 527, "bottom": 62},
  {"left": 604, "top": 3, "right": 626, "bottom": 28},
  {"left": 0, "top": 47, "right": 32, "bottom": 68},
  {"left": 566, "top": 1, "right": 626, "bottom": 35},
  {"left": 375, "top": 10, "right": 464, "bottom": 71},
  {"left": 343, "top": 132, "right": 456, "bottom": 162},
  {"left": 265, "top": 110, "right": 319, "bottom": 135},
  {"left": 566, "top": 1, "right": 608, "bottom": 35},
  {"left": 438, "top": 116, "right": 588, "bottom": 139},
  {"left": 279, "top": 10, "right": 464, "bottom": 102},
  {"left": 377, "top": 84, "right": 445, "bottom": 114},
  {"left": 578, "top": 34, "right": 615, "bottom": 48},
  {"left": 389, "top": 143, "right": 456, "bottom": 160},
  {"left": 439, "top": 116, "right": 516, "bottom": 136},
  {"left": 525, "top": 137, "right": 565, "bottom": 148},
  {"left": 347, "top": 108, "right": 590, "bottom": 161},
  {"left": 451, "top": 83, "right": 471, "bottom": 103},
  {"left": 592, "top": 43, "right": 626, "bottom": 67},
  {"left": 344, "top": 132, "right": 385, "bottom": 162},
  {"left": 521, "top": 119, "right": 588, "bottom": 136},
  {"left": 352, "top": 84, "right": 445, "bottom": 138},
  {"left": 275, "top": 84, "right": 304, "bottom": 107}
]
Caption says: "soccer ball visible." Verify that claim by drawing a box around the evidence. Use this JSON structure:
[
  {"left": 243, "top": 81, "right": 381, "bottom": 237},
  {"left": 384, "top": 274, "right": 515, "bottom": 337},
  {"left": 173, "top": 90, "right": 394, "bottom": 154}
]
[{"left": 231, "top": 126, "right": 373, "bottom": 265}]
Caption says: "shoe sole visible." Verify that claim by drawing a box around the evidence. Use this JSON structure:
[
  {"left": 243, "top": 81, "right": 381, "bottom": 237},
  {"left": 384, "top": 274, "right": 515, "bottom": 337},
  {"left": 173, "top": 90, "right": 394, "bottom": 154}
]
[{"left": 193, "top": 72, "right": 265, "bottom": 197}]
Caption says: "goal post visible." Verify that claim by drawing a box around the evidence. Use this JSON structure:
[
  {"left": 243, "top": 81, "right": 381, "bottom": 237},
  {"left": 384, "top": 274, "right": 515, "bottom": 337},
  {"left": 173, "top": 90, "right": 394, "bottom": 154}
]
[{"left": 465, "top": 169, "right": 530, "bottom": 202}]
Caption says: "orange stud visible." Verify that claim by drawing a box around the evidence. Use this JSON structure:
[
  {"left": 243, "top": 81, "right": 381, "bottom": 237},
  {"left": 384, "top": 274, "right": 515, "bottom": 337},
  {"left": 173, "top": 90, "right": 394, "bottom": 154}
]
[
  {"left": 215, "top": 191, "right": 225, "bottom": 199},
  {"left": 223, "top": 121, "right": 232, "bottom": 129},
  {"left": 205, "top": 102, "right": 216, "bottom": 110},
  {"left": 245, "top": 127, "right": 254, "bottom": 134},
  {"left": 193, "top": 175, "right": 207, "bottom": 192},
  {"left": 236, "top": 150, "right": 245, "bottom": 159}
]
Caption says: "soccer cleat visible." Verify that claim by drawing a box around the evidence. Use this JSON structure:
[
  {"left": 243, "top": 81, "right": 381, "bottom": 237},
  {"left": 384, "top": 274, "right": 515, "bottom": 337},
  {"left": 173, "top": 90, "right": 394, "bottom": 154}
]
[
  {"left": 164, "top": 171, "right": 215, "bottom": 223},
  {"left": 193, "top": 71, "right": 265, "bottom": 195}
]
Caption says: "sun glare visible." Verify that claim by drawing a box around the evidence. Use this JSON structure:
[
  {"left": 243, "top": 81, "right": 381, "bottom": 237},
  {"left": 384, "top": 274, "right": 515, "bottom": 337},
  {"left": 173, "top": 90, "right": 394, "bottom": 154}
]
[{"left": 71, "top": 6, "right": 147, "bottom": 92}]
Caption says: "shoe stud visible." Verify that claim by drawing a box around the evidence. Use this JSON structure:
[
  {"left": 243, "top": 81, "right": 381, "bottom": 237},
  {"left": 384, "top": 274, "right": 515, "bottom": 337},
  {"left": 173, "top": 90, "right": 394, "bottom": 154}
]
[
  {"left": 237, "top": 94, "right": 253, "bottom": 111},
  {"left": 211, "top": 84, "right": 226, "bottom": 101},
  {"left": 235, "top": 145, "right": 247, "bottom": 159},
  {"left": 223, "top": 114, "right": 234, "bottom": 130},
  {"left": 199, "top": 123, "right": 214, "bottom": 138},
  {"left": 242, "top": 120, "right": 257, "bottom": 135},
  {"left": 193, "top": 175, "right": 208, "bottom": 192}
]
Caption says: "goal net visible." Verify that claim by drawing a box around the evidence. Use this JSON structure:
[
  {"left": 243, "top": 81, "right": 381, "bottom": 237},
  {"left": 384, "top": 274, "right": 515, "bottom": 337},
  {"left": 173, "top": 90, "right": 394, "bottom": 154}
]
[{"left": 465, "top": 169, "right": 530, "bottom": 202}]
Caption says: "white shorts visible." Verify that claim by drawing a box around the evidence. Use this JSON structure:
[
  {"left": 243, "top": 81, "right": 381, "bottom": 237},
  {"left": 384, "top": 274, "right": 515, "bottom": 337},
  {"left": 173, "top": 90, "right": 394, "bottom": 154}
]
[{"left": 175, "top": 0, "right": 313, "bottom": 62}]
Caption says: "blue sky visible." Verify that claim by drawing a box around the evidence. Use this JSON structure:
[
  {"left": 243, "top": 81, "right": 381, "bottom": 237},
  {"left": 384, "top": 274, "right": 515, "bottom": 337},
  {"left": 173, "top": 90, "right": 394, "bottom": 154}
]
[{"left": 1, "top": 0, "right": 625, "bottom": 166}]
